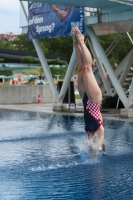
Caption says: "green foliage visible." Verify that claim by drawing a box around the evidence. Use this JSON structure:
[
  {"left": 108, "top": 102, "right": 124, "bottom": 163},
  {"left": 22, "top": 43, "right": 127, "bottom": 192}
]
[
  {"left": 0, "top": 70, "right": 12, "bottom": 76},
  {"left": 22, "top": 66, "right": 43, "bottom": 75},
  {"left": 0, "top": 40, "right": 14, "bottom": 50},
  {"left": 73, "top": 65, "right": 78, "bottom": 75},
  {"left": 12, "top": 34, "right": 35, "bottom": 51},
  {"left": 0, "top": 58, "right": 4, "bottom": 62},
  {"left": 75, "top": 94, "right": 81, "bottom": 99},
  {"left": 40, "top": 41, "right": 48, "bottom": 53},
  {"left": 98, "top": 33, "right": 133, "bottom": 64},
  {"left": 41, "top": 36, "right": 73, "bottom": 61},
  {"left": 48, "top": 58, "right": 60, "bottom": 64},
  {"left": 22, "top": 56, "right": 35, "bottom": 63},
  {"left": 13, "top": 35, "right": 71, "bottom": 61},
  {"left": 1, "top": 32, "right": 133, "bottom": 70},
  {"left": 98, "top": 34, "right": 117, "bottom": 49},
  {"left": 109, "top": 57, "right": 119, "bottom": 69},
  {"left": 50, "top": 66, "right": 67, "bottom": 78}
]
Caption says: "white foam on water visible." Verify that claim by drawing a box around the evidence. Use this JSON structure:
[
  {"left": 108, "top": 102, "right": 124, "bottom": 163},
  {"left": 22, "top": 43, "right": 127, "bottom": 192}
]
[
  {"left": 29, "top": 153, "right": 102, "bottom": 172},
  {"left": 29, "top": 140, "right": 103, "bottom": 172},
  {"left": 29, "top": 133, "right": 105, "bottom": 172},
  {"left": 30, "top": 162, "right": 80, "bottom": 172}
]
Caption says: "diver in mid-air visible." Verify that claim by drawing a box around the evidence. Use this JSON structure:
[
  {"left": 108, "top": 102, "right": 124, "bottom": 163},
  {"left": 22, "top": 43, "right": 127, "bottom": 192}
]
[{"left": 71, "top": 27, "right": 105, "bottom": 154}]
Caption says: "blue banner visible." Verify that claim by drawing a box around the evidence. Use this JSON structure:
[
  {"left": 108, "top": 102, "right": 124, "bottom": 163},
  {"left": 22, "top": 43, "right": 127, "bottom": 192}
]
[{"left": 27, "top": 3, "right": 84, "bottom": 40}]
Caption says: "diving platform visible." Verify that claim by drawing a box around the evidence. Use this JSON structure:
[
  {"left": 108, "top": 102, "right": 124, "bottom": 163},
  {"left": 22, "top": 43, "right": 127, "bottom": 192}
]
[{"left": 19, "top": 0, "right": 133, "bottom": 110}]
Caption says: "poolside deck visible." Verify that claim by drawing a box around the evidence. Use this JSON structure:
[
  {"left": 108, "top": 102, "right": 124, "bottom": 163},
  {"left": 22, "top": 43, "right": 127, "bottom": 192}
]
[{"left": 0, "top": 101, "right": 133, "bottom": 122}]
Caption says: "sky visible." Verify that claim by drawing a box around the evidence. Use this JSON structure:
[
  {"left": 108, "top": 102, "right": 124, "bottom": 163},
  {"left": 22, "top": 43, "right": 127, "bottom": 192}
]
[{"left": 0, "top": 0, "right": 26, "bottom": 34}]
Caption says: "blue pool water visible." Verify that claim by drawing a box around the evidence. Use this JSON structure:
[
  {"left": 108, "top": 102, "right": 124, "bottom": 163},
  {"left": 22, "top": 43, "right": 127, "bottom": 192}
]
[{"left": 0, "top": 109, "right": 133, "bottom": 200}]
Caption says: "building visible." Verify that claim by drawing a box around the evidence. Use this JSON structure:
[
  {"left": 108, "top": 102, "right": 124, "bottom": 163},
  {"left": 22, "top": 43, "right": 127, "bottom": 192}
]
[{"left": 0, "top": 33, "right": 18, "bottom": 41}]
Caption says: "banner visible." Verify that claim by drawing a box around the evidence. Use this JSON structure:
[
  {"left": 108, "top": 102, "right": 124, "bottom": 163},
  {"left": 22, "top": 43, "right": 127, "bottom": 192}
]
[{"left": 27, "top": 3, "right": 84, "bottom": 40}]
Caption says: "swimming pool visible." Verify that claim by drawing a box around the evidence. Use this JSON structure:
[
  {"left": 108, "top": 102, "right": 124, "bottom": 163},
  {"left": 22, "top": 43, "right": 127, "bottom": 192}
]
[{"left": 0, "top": 109, "right": 133, "bottom": 199}]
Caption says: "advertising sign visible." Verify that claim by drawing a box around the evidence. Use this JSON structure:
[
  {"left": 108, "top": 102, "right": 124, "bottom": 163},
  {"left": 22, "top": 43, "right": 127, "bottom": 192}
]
[{"left": 27, "top": 2, "right": 84, "bottom": 39}]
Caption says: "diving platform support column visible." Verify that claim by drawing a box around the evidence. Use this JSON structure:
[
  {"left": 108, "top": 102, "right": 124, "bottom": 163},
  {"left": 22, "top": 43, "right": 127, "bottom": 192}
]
[
  {"left": 128, "top": 77, "right": 133, "bottom": 108},
  {"left": 20, "top": 1, "right": 59, "bottom": 102},
  {"left": 32, "top": 39, "right": 59, "bottom": 102},
  {"left": 53, "top": 49, "right": 77, "bottom": 110},
  {"left": 100, "top": 48, "right": 133, "bottom": 95},
  {"left": 86, "top": 26, "right": 128, "bottom": 108},
  {"left": 115, "top": 49, "right": 133, "bottom": 78},
  {"left": 118, "top": 49, "right": 133, "bottom": 90}
]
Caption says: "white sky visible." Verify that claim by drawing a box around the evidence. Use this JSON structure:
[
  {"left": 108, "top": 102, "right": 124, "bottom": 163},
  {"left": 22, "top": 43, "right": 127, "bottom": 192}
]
[{"left": 0, "top": 0, "right": 23, "bottom": 34}]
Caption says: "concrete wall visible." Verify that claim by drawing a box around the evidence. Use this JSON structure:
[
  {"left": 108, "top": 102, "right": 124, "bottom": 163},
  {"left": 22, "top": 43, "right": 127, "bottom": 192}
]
[{"left": 0, "top": 85, "right": 55, "bottom": 104}]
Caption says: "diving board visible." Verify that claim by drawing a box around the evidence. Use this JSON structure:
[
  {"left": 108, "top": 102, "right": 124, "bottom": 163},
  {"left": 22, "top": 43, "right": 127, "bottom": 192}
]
[{"left": 20, "top": 0, "right": 133, "bottom": 11}]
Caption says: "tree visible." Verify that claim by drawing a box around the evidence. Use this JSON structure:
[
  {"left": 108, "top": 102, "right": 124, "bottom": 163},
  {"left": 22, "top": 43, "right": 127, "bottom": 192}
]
[
  {"left": 0, "top": 58, "right": 4, "bottom": 62},
  {"left": 40, "top": 41, "right": 48, "bottom": 53},
  {"left": 22, "top": 56, "right": 35, "bottom": 64},
  {"left": 98, "top": 33, "right": 133, "bottom": 67},
  {"left": 50, "top": 66, "right": 67, "bottom": 79},
  {"left": 12, "top": 34, "right": 35, "bottom": 52},
  {"left": 0, "top": 70, "right": 12, "bottom": 76},
  {"left": 12, "top": 34, "right": 73, "bottom": 61},
  {"left": 0, "top": 40, "right": 14, "bottom": 50},
  {"left": 22, "top": 66, "right": 43, "bottom": 75},
  {"left": 42, "top": 36, "right": 73, "bottom": 61},
  {"left": 1, "top": 32, "right": 133, "bottom": 68},
  {"left": 48, "top": 58, "right": 60, "bottom": 65}
]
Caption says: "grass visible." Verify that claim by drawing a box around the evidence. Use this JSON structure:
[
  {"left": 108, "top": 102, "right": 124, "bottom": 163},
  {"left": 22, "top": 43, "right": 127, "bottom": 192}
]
[{"left": 75, "top": 94, "right": 81, "bottom": 99}]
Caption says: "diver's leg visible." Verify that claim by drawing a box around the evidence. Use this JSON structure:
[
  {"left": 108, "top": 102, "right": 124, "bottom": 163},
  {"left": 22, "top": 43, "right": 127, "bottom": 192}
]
[
  {"left": 75, "top": 27, "right": 102, "bottom": 104},
  {"left": 72, "top": 28, "right": 85, "bottom": 99}
]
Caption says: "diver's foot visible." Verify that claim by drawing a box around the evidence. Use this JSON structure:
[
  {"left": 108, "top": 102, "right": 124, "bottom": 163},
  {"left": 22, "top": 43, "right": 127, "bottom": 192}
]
[
  {"left": 71, "top": 28, "right": 77, "bottom": 44},
  {"left": 75, "top": 27, "right": 84, "bottom": 45}
]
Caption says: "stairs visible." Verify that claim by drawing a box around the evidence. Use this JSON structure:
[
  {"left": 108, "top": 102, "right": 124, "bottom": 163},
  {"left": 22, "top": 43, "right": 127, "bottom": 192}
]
[
  {"left": 93, "top": 68, "right": 133, "bottom": 98},
  {"left": 122, "top": 70, "right": 133, "bottom": 91}
]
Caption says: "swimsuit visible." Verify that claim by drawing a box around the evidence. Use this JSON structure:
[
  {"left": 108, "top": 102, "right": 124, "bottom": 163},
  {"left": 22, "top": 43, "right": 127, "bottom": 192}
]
[{"left": 83, "top": 93, "right": 103, "bottom": 134}]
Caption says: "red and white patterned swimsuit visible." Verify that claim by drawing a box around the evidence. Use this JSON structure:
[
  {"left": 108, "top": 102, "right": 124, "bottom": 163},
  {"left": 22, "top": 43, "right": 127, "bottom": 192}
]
[{"left": 83, "top": 93, "right": 103, "bottom": 134}]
